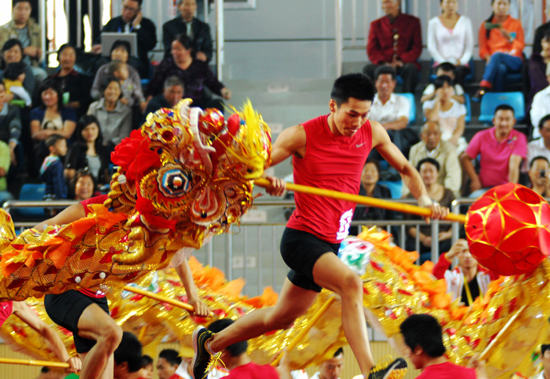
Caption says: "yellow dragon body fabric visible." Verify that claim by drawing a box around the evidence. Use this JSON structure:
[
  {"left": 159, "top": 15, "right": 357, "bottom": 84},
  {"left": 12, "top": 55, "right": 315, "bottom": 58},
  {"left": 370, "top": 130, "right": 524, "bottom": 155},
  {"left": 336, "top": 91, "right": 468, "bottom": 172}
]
[{"left": 0, "top": 99, "right": 271, "bottom": 301}]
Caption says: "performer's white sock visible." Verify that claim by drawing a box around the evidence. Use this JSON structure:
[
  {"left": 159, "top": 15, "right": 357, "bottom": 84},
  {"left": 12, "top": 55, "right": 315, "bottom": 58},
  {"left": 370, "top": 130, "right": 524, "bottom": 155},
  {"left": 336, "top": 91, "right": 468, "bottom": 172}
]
[{"left": 206, "top": 339, "right": 217, "bottom": 355}]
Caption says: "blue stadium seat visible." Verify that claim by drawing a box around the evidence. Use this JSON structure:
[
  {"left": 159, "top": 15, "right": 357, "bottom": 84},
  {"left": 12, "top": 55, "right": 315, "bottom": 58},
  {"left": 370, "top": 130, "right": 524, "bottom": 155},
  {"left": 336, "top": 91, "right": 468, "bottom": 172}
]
[
  {"left": 13, "top": 183, "right": 47, "bottom": 219},
  {"left": 378, "top": 180, "right": 403, "bottom": 199},
  {"left": 399, "top": 93, "right": 416, "bottom": 125},
  {"left": 429, "top": 58, "right": 475, "bottom": 83},
  {"left": 464, "top": 93, "right": 472, "bottom": 124},
  {"left": 478, "top": 92, "right": 525, "bottom": 124}
]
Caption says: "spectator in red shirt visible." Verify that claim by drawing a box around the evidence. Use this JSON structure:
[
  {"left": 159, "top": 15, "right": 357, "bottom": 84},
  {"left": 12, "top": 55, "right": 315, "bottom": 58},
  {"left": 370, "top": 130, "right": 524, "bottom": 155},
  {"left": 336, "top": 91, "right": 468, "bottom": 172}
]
[
  {"left": 400, "top": 314, "right": 487, "bottom": 379},
  {"left": 432, "top": 239, "right": 499, "bottom": 305},
  {"left": 113, "top": 331, "right": 147, "bottom": 379},
  {"left": 363, "top": 0, "right": 422, "bottom": 93},
  {"left": 157, "top": 349, "right": 181, "bottom": 379}
]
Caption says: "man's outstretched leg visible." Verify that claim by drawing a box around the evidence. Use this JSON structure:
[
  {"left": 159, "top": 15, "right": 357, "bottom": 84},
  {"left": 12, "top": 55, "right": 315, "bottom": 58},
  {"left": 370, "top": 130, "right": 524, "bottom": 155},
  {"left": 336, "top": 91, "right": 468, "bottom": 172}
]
[
  {"left": 193, "top": 278, "right": 318, "bottom": 379},
  {"left": 312, "top": 252, "right": 406, "bottom": 379}
]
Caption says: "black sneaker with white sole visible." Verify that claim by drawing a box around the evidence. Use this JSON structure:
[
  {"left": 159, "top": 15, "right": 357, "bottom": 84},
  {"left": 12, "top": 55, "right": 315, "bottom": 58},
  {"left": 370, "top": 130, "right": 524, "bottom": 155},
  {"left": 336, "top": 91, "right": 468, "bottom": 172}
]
[
  {"left": 192, "top": 326, "right": 218, "bottom": 379},
  {"left": 367, "top": 357, "right": 408, "bottom": 379}
]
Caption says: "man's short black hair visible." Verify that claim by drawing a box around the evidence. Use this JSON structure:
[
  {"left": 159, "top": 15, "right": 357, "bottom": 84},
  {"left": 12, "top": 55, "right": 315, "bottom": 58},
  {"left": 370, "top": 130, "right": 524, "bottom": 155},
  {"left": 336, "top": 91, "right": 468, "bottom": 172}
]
[
  {"left": 400, "top": 314, "right": 446, "bottom": 358},
  {"left": 159, "top": 349, "right": 182, "bottom": 366},
  {"left": 141, "top": 354, "right": 153, "bottom": 368},
  {"left": 416, "top": 157, "right": 440, "bottom": 172},
  {"left": 434, "top": 75, "right": 453, "bottom": 90},
  {"left": 436, "top": 62, "right": 456, "bottom": 73},
  {"left": 539, "top": 114, "right": 550, "bottom": 130},
  {"left": 333, "top": 347, "right": 344, "bottom": 357},
  {"left": 542, "top": 344, "right": 550, "bottom": 355},
  {"left": 374, "top": 66, "right": 397, "bottom": 81},
  {"left": 208, "top": 319, "right": 248, "bottom": 357},
  {"left": 13, "top": 0, "right": 32, "bottom": 7},
  {"left": 40, "top": 366, "right": 50, "bottom": 373},
  {"left": 114, "top": 332, "right": 143, "bottom": 373},
  {"left": 126, "top": 0, "right": 143, "bottom": 7},
  {"left": 495, "top": 104, "right": 515, "bottom": 116},
  {"left": 330, "top": 73, "right": 375, "bottom": 106},
  {"left": 529, "top": 155, "right": 550, "bottom": 169}
]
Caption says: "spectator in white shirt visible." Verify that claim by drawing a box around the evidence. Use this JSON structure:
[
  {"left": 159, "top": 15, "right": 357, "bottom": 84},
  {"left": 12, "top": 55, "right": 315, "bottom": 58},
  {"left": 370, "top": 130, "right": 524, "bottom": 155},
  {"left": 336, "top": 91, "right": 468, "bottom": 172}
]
[
  {"left": 528, "top": 156, "right": 550, "bottom": 197},
  {"left": 420, "top": 63, "right": 465, "bottom": 104},
  {"left": 525, "top": 115, "right": 550, "bottom": 172},
  {"left": 370, "top": 66, "right": 410, "bottom": 130},
  {"left": 423, "top": 75, "right": 467, "bottom": 153},
  {"left": 534, "top": 344, "right": 550, "bottom": 379},
  {"left": 427, "top": 0, "right": 474, "bottom": 87},
  {"left": 531, "top": 63, "right": 550, "bottom": 139},
  {"left": 310, "top": 348, "right": 343, "bottom": 379}
]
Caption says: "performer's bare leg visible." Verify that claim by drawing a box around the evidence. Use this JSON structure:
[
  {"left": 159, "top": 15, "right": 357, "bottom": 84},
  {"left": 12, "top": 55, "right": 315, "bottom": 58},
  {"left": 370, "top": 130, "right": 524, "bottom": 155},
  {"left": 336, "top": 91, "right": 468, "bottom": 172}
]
[
  {"left": 76, "top": 304, "right": 123, "bottom": 379},
  {"left": 312, "top": 252, "right": 374, "bottom": 377},
  {"left": 209, "top": 278, "right": 318, "bottom": 351}
]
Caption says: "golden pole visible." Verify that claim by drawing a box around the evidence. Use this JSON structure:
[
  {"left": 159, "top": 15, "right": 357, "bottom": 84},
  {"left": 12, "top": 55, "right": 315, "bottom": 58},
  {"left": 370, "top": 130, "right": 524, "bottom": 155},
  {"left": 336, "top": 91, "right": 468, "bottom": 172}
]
[
  {"left": 478, "top": 305, "right": 527, "bottom": 360},
  {"left": 271, "top": 296, "right": 337, "bottom": 367},
  {"left": 0, "top": 357, "right": 70, "bottom": 368},
  {"left": 123, "top": 285, "right": 212, "bottom": 316},
  {"left": 254, "top": 178, "right": 466, "bottom": 223}
]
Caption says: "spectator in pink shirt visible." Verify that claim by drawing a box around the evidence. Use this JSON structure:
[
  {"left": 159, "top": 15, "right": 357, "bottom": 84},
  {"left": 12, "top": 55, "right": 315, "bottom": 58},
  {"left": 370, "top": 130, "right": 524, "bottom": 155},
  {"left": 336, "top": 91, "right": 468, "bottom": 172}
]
[{"left": 460, "top": 104, "right": 527, "bottom": 198}]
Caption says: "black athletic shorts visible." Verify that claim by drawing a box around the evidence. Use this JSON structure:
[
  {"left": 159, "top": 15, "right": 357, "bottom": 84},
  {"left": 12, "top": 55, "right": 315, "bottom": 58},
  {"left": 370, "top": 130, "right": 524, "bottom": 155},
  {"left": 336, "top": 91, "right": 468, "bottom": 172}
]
[
  {"left": 280, "top": 227, "right": 341, "bottom": 293},
  {"left": 44, "top": 290, "right": 109, "bottom": 354}
]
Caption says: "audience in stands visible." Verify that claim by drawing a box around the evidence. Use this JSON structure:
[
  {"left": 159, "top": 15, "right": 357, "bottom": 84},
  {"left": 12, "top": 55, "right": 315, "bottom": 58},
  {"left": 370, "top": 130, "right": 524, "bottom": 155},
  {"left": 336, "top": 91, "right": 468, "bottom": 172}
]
[
  {"left": 64, "top": 115, "right": 111, "bottom": 187},
  {"left": 157, "top": 349, "right": 181, "bottom": 379},
  {"left": 364, "top": 0, "right": 422, "bottom": 93},
  {"left": 353, "top": 159, "right": 393, "bottom": 221},
  {"left": 405, "top": 158, "right": 455, "bottom": 262},
  {"left": 427, "top": 0, "right": 474, "bottom": 87},
  {"left": 3, "top": 61, "right": 32, "bottom": 106},
  {"left": 461, "top": 104, "right": 527, "bottom": 198},
  {"left": 92, "top": 0, "right": 157, "bottom": 78},
  {"left": 50, "top": 44, "right": 92, "bottom": 120},
  {"left": 423, "top": 75, "right": 467, "bottom": 153},
  {"left": 0, "top": 139, "right": 14, "bottom": 205},
  {"left": 369, "top": 66, "right": 417, "bottom": 157},
  {"left": 432, "top": 239, "right": 498, "bottom": 305},
  {"left": 1, "top": 39, "right": 36, "bottom": 98},
  {"left": 474, "top": 0, "right": 525, "bottom": 100},
  {"left": 163, "top": 0, "right": 213, "bottom": 63},
  {"left": 0, "top": 80, "right": 21, "bottom": 164},
  {"left": 526, "top": 115, "right": 550, "bottom": 172},
  {"left": 527, "top": 30, "right": 550, "bottom": 114},
  {"left": 106, "top": 60, "right": 146, "bottom": 114},
  {"left": 30, "top": 80, "right": 77, "bottom": 172},
  {"left": 421, "top": 63, "right": 465, "bottom": 104},
  {"left": 140, "top": 355, "right": 154, "bottom": 379},
  {"left": 40, "top": 134, "right": 68, "bottom": 200},
  {"left": 405, "top": 122, "right": 461, "bottom": 197},
  {"left": 87, "top": 76, "right": 132, "bottom": 152},
  {"left": 534, "top": 344, "right": 550, "bottom": 379},
  {"left": 92, "top": 40, "right": 142, "bottom": 86},
  {"left": 528, "top": 156, "right": 550, "bottom": 197},
  {"left": 0, "top": 0, "right": 47, "bottom": 81},
  {"left": 147, "top": 35, "right": 231, "bottom": 112},
  {"left": 530, "top": 63, "right": 550, "bottom": 138},
  {"left": 533, "top": 8, "right": 550, "bottom": 55},
  {"left": 144, "top": 76, "right": 185, "bottom": 118},
  {"left": 70, "top": 169, "right": 98, "bottom": 201}
]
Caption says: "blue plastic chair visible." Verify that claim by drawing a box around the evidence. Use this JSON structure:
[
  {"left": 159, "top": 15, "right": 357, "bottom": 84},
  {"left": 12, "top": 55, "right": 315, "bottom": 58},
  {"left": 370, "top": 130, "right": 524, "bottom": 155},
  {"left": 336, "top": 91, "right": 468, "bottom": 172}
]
[
  {"left": 378, "top": 180, "right": 403, "bottom": 199},
  {"left": 464, "top": 93, "right": 472, "bottom": 124},
  {"left": 430, "top": 58, "right": 475, "bottom": 83},
  {"left": 14, "top": 183, "right": 47, "bottom": 219},
  {"left": 478, "top": 92, "right": 525, "bottom": 124},
  {"left": 399, "top": 93, "right": 416, "bottom": 125}
]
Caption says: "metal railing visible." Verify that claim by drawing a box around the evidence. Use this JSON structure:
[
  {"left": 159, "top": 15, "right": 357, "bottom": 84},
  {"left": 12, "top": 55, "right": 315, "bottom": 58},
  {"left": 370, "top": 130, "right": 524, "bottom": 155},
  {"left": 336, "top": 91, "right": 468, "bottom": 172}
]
[{"left": 4, "top": 198, "right": 457, "bottom": 295}]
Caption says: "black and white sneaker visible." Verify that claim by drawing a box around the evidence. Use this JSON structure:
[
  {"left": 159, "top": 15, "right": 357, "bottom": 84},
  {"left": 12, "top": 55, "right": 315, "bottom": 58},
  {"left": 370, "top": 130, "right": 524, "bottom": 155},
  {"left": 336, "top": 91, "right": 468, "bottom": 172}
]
[
  {"left": 192, "top": 326, "right": 220, "bottom": 379},
  {"left": 367, "top": 357, "right": 408, "bottom": 379}
]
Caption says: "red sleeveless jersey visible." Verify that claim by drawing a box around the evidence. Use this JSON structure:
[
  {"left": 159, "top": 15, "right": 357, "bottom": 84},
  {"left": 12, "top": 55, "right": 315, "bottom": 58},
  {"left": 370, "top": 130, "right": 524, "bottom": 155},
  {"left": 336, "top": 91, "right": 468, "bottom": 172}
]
[
  {"left": 0, "top": 301, "right": 13, "bottom": 327},
  {"left": 286, "top": 115, "right": 373, "bottom": 243}
]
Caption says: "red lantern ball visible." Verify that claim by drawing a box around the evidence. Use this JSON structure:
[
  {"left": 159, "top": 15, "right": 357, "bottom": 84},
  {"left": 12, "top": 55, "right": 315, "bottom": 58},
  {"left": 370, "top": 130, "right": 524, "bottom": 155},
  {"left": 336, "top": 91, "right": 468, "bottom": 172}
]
[
  {"left": 465, "top": 183, "right": 550, "bottom": 276},
  {"left": 199, "top": 108, "right": 225, "bottom": 136}
]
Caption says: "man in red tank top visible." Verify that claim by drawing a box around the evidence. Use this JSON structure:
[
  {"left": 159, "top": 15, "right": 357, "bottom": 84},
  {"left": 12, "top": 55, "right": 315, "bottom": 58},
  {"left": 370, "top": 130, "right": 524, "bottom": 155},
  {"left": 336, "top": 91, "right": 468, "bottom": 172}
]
[
  {"left": 193, "top": 74, "right": 448, "bottom": 379},
  {"left": 400, "top": 314, "right": 486, "bottom": 379}
]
